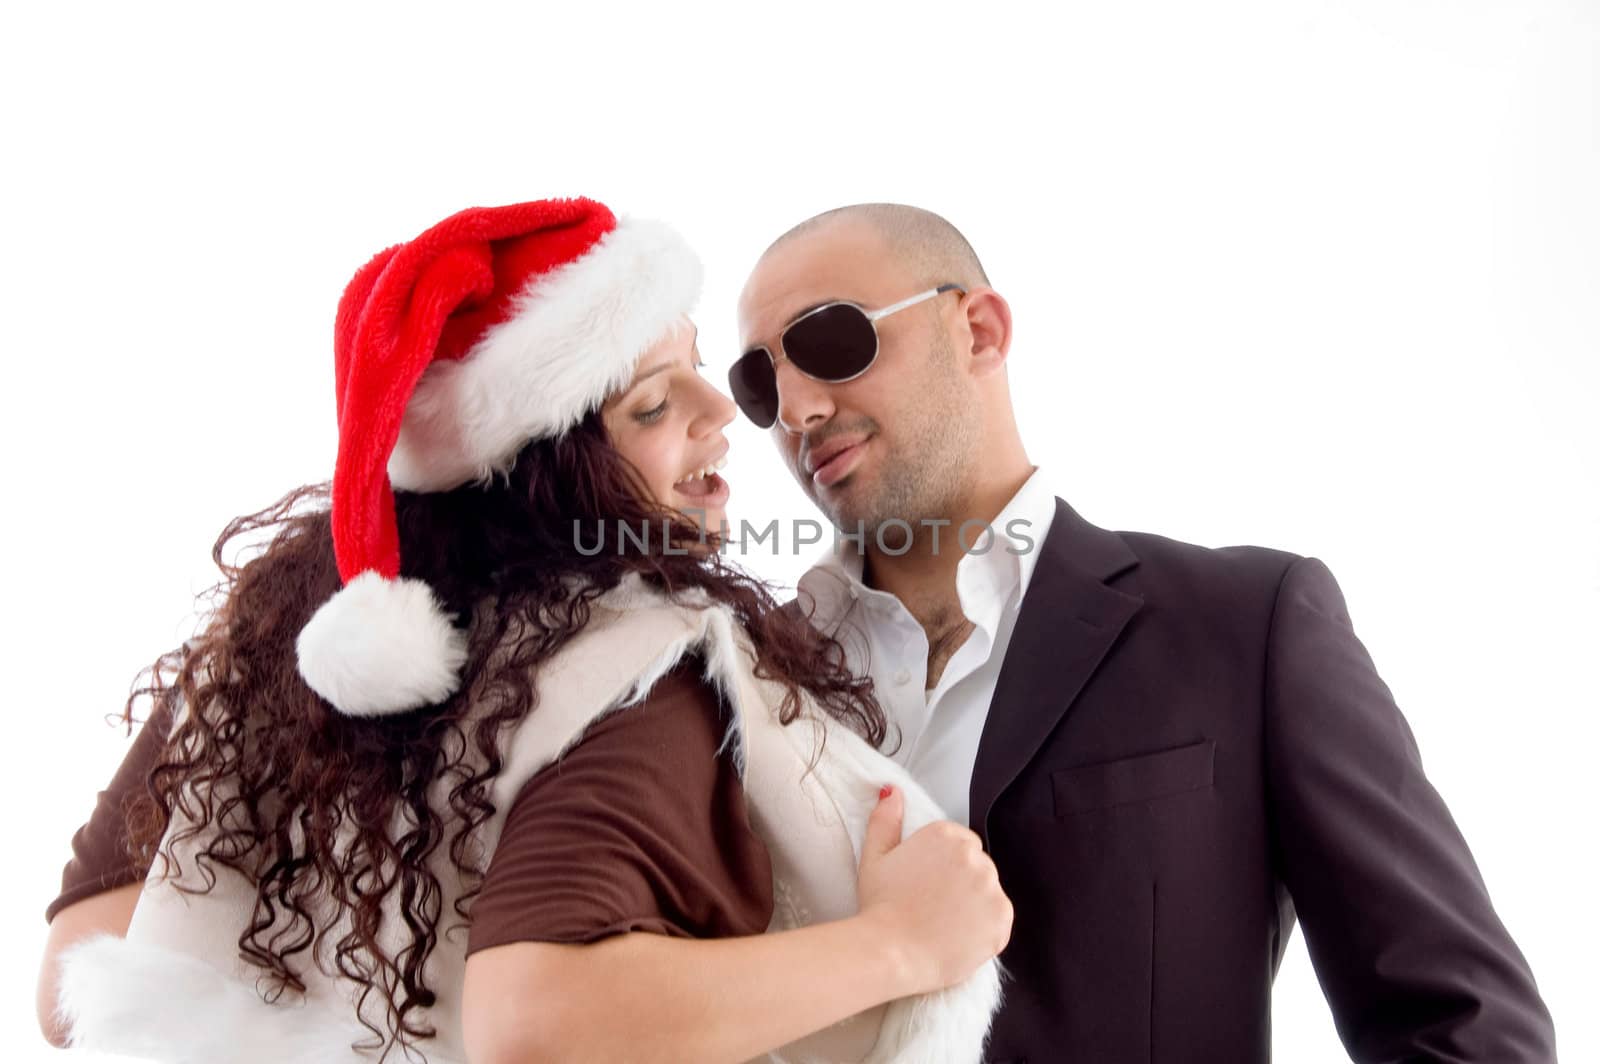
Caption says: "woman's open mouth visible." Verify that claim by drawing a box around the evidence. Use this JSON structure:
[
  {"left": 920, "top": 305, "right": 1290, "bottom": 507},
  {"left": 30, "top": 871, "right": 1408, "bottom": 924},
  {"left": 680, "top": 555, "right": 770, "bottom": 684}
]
[{"left": 674, "top": 455, "right": 731, "bottom": 508}]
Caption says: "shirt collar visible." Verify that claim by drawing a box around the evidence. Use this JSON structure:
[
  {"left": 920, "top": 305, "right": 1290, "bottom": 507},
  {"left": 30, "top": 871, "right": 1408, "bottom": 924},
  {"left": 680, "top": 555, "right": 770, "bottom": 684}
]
[
  {"left": 795, "top": 539, "right": 865, "bottom": 637},
  {"left": 952, "top": 466, "right": 1056, "bottom": 637},
  {"left": 998, "top": 465, "right": 1058, "bottom": 603}
]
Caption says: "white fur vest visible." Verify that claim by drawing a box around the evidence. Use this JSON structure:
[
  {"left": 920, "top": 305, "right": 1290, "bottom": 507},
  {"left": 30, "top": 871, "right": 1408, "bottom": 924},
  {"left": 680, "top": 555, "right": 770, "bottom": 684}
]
[{"left": 57, "top": 577, "right": 1002, "bottom": 1063}]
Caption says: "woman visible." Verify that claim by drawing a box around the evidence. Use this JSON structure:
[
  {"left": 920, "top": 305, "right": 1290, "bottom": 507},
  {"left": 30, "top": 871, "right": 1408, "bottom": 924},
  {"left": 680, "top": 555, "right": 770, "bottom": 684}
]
[{"left": 36, "top": 198, "right": 1009, "bottom": 1063}]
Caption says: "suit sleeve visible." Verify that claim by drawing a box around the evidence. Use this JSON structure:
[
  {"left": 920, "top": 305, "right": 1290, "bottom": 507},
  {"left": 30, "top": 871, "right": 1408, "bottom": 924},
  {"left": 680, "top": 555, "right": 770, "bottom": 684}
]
[{"left": 1263, "top": 556, "right": 1555, "bottom": 1062}]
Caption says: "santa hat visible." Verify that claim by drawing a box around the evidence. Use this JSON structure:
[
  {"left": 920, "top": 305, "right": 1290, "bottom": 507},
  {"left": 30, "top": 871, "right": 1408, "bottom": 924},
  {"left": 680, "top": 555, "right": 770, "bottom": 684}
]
[{"left": 294, "top": 198, "right": 702, "bottom": 717}]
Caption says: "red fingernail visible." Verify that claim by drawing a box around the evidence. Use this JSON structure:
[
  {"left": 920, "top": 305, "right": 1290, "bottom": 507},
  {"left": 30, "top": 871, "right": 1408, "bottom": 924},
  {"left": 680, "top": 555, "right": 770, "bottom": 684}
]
[{"left": 879, "top": 785, "right": 893, "bottom": 799}]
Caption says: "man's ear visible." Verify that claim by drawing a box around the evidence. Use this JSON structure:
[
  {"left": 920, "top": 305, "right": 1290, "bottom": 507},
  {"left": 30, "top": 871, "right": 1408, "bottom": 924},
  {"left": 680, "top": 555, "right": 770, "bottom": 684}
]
[{"left": 961, "top": 287, "right": 1013, "bottom": 377}]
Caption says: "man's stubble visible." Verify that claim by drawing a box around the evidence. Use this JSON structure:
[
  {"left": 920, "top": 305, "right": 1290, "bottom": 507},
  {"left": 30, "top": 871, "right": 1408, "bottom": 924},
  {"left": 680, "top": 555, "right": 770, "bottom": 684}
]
[{"left": 823, "top": 326, "right": 980, "bottom": 545}]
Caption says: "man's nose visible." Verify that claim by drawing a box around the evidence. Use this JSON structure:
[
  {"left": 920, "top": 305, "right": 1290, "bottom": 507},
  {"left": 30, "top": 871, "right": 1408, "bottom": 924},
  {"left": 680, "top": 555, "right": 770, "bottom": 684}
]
[{"left": 773, "top": 358, "right": 835, "bottom": 433}]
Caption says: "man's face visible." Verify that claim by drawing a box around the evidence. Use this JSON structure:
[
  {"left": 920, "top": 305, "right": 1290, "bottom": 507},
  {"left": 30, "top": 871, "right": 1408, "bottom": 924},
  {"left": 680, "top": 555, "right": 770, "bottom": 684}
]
[{"left": 737, "top": 222, "right": 979, "bottom": 536}]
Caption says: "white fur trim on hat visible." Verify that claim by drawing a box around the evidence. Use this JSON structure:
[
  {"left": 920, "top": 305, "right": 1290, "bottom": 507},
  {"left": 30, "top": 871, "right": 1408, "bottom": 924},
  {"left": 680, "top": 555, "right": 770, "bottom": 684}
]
[
  {"left": 295, "top": 570, "right": 468, "bottom": 717},
  {"left": 388, "top": 216, "right": 703, "bottom": 493}
]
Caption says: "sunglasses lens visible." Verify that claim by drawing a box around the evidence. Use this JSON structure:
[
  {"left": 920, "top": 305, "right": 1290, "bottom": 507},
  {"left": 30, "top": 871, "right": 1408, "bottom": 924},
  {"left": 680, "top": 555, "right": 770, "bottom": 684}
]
[
  {"left": 728, "top": 350, "right": 779, "bottom": 428},
  {"left": 783, "top": 304, "right": 878, "bottom": 381}
]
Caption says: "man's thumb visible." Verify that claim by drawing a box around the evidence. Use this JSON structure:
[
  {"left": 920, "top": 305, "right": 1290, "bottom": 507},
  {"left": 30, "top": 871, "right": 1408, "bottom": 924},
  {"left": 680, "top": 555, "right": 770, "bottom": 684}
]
[{"left": 861, "top": 784, "right": 904, "bottom": 864}]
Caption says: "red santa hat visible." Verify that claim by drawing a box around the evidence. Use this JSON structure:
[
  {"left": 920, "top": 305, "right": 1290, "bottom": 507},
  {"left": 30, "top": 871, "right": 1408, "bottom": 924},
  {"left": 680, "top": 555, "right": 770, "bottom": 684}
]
[{"left": 294, "top": 197, "right": 701, "bottom": 717}]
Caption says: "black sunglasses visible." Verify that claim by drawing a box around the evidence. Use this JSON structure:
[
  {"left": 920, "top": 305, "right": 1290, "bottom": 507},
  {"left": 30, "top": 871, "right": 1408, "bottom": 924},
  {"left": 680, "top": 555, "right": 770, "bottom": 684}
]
[{"left": 728, "top": 283, "right": 966, "bottom": 428}]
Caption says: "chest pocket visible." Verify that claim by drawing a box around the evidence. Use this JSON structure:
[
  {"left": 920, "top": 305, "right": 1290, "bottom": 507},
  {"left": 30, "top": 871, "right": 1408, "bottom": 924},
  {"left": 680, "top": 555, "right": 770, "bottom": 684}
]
[{"left": 1051, "top": 739, "right": 1214, "bottom": 817}]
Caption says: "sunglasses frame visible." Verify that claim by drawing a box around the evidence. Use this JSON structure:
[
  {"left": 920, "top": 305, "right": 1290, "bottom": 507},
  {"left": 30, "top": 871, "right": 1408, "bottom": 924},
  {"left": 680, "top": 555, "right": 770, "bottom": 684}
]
[{"left": 730, "top": 282, "right": 967, "bottom": 427}]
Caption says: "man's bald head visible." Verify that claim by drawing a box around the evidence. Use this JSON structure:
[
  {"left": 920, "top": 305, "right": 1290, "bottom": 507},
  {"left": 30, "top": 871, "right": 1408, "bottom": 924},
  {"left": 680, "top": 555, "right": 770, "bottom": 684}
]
[{"left": 761, "top": 203, "right": 990, "bottom": 291}]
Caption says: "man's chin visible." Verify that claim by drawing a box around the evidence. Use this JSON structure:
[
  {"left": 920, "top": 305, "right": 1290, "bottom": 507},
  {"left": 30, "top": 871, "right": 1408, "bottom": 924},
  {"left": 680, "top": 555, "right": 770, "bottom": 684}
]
[
  {"left": 808, "top": 477, "right": 852, "bottom": 518},
  {"left": 817, "top": 485, "right": 877, "bottom": 536}
]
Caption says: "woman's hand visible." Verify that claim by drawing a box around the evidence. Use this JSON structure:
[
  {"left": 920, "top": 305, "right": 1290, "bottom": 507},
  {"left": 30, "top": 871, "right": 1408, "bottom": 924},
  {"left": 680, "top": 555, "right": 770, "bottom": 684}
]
[{"left": 855, "top": 784, "right": 1014, "bottom": 997}]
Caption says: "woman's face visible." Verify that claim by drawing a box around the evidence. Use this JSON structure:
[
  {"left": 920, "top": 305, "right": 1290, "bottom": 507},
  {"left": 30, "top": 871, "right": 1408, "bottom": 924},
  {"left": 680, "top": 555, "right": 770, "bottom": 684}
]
[{"left": 602, "top": 319, "right": 737, "bottom": 534}]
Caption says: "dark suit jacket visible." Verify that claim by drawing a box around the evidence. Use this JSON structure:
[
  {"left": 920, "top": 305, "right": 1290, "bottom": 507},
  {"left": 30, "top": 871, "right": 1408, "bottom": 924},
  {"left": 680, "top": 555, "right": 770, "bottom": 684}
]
[{"left": 965, "top": 499, "right": 1554, "bottom": 1063}]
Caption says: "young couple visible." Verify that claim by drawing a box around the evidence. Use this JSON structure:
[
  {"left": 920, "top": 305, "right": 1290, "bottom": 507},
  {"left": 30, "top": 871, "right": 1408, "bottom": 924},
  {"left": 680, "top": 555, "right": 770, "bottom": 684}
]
[{"left": 39, "top": 197, "right": 1555, "bottom": 1064}]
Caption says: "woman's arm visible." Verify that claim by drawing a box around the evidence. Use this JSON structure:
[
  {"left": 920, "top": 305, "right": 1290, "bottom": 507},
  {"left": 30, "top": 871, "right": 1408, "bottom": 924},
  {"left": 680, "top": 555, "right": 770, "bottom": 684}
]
[
  {"left": 462, "top": 788, "right": 1011, "bottom": 1064},
  {"left": 37, "top": 700, "right": 172, "bottom": 1047},
  {"left": 464, "top": 910, "right": 904, "bottom": 1064},
  {"left": 37, "top": 883, "right": 142, "bottom": 1047}
]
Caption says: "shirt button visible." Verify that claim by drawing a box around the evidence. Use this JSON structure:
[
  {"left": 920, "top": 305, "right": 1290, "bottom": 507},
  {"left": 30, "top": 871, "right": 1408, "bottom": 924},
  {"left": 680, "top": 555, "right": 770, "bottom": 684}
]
[{"left": 894, "top": 669, "right": 912, "bottom": 686}]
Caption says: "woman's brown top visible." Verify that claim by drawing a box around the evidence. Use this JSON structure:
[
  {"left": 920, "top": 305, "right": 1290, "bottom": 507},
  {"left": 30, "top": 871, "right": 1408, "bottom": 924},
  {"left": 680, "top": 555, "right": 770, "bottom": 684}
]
[{"left": 47, "top": 660, "right": 775, "bottom": 952}]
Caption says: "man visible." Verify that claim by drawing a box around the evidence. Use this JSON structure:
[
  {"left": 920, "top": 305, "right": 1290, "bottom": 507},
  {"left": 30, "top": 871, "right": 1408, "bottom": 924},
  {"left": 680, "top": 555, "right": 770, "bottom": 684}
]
[{"left": 732, "top": 204, "right": 1555, "bottom": 1062}]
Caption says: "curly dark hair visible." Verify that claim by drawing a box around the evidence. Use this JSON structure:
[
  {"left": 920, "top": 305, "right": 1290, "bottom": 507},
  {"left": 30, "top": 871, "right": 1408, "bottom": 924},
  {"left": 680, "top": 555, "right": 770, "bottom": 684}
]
[{"left": 120, "top": 409, "right": 884, "bottom": 1060}]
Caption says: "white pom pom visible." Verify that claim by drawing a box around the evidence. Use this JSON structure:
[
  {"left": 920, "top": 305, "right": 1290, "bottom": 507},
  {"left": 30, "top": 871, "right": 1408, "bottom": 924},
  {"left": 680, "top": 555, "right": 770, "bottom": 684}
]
[{"left": 295, "top": 571, "right": 468, "bottom": 717}]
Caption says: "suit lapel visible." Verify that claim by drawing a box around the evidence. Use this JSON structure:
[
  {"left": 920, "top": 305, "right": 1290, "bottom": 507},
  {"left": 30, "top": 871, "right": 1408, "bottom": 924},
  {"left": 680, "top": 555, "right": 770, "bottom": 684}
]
[{"left": 969, "top": 498, "right": 1142, "bottom": 846}]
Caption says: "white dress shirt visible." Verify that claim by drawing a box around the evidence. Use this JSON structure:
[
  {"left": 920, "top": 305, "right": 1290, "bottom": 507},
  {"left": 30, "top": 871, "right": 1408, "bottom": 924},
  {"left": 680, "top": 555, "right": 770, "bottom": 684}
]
[{"left": 796, "top": 468, "right": 1058, "bottom": 826}]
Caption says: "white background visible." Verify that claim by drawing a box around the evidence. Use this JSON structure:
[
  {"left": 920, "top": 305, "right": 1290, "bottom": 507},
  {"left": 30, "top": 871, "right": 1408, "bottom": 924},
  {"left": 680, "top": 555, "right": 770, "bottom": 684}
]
[{"left": 2, "top": 1, "right": 1594, "bottom": 1060}]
